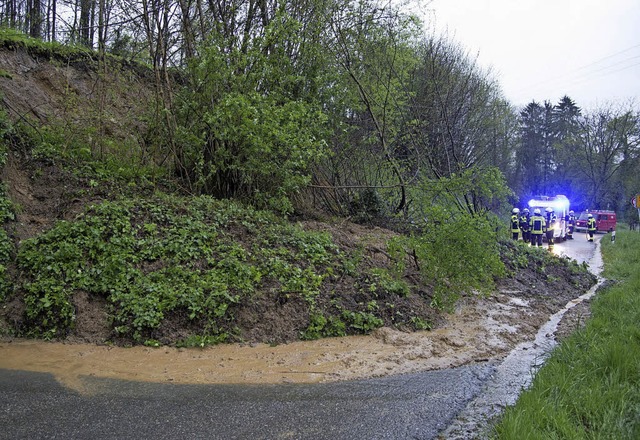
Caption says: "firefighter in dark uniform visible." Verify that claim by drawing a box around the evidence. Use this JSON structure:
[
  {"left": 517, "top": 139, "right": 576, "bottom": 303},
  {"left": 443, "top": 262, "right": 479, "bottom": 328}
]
[
  {"left": 587, "top": 213, "right": 597, "bottom": 242},
  {"left": 529, "top": 208, "right": 546, "bottom": 247},
  {"left": 510, "top": 208, "right": 520, "bottom": 240},
  {"left": 544, "top": 207, "right": 556, "bottom": 250},
  {"left": 520, "top": 208, "right": 531, "bottom": 243},
  {"left": 566, "top": 210, "right": 575, "bottom": 239}
]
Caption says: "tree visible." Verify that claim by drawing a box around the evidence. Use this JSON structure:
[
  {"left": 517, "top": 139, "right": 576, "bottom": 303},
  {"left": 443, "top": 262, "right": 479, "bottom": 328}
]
[
  {"left": 79, "top": 0, "right": 94, "bottom": 46},
  {"left": 575, "top": 105, "right": 640, "bottom": 209},
  {"left": 403, "top": 36, "right": 515, "bottom": 216},
  {"left": 485, "top": 99, "right": 520, "bottom": 191},
  {"left": 0, "top": 0, "right": 20, "bottom": 28},
  {"left": 326, "top": 1, "right": 421, "bottom": 215},
  {"left": 550, "top": 95, "right": 581, "bottom": 198},
  {"left": 176, "top": 8, "right": 329, "bottom": 213},
  {"left": 27, "top": 0, "right": 43, "bottom": 38},
  {"left": 411, "top": 37, "right": 501, "bottom": 179},
  {"left": 514, "top": 101, "right": 545, "bottom": 198}
]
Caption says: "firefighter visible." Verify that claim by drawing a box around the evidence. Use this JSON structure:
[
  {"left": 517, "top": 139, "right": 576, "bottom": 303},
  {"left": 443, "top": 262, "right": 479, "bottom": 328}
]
[
  {"left": 587, "top": 213, "right": 597, "bottom": 242},
  {"left": 566, "top": 210, "right": 575, "bottom": 239},
  {"left": 520, "top": 208, "right": 531, "bottom": 243},
  {"left": 545, "top": 207, "right": 556, "bottom": 250},
  {"left": 510, "top": 208, "right": 521, "bottom": 240},
  {"left": 529, "top": 208, "right": 546, "bottom": 247}
]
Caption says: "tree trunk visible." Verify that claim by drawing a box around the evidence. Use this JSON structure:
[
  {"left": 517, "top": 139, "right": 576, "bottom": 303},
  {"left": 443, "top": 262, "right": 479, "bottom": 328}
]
[
  {"left": 29, "top": 0, "right": 42, "bottom": 38},
  {"left": 178, "top": 0, "right": 195, "bottom": 60},
  {"left": 79, "top": 0, "right": 92, "bottom": 47}
]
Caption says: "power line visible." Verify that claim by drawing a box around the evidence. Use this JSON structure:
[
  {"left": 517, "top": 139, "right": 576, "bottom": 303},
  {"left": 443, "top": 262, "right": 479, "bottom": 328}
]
[
  {"left": 573, "top": 43, "right": 640, "bottom": 71},
  {"left": 509, "top": 45, "right": 640, "bottom": 103},
  {"left": 512, "top": 46, "right": 640, "bottom": 95}
]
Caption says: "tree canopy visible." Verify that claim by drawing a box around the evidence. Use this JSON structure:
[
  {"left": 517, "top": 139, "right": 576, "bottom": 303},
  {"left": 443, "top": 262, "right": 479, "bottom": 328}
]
[{"left": 1, "top": 0, "right": 639, "bottom": 220}]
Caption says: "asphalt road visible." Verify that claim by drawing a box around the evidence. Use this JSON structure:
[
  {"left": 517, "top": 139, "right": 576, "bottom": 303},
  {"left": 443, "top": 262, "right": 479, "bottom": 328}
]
[
  {"left": 554, "top": 232, "right": 604, "bottom": 272},
  {"left": 1, "top": 363, "right": 495, "bottom": 440}
]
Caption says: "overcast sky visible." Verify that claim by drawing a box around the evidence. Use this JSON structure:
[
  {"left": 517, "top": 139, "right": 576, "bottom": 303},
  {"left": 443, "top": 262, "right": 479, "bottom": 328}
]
[{"left": 419, "top": 0, "right": 640, "bottom": 110}]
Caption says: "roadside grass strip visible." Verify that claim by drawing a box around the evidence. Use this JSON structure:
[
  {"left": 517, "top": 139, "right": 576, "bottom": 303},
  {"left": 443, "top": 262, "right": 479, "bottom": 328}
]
[{"left": 492, "top": 230, "right": 640, "bottom": 439}]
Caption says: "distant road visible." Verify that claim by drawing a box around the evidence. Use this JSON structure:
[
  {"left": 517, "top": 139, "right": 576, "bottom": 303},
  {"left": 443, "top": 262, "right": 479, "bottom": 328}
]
[{"left": 553, "top": 232, "right": 604, "bottom": 273}]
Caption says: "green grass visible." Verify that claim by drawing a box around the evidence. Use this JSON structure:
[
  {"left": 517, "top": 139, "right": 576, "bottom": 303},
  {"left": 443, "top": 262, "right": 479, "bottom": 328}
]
[
  {"left": 491, "top": 230, "right": 640, "bottom": 439},
  {"left": 0, "top": 26, "right": 96, "bottom": 62}
]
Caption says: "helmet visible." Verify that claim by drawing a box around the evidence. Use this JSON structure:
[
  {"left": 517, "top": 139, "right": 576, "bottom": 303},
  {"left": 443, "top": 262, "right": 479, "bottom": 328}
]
[
  {"left": 588, "top": 213, "right": 593, "bottom": 218},
  {"left": 545, "top": 207, "right": 553, "bottom": 212},
  {"left": 512, "top": 208, "right": 520, "bottom": 214},
  {"left": 523, "top": 208, "right": 529, "bottom": 213},
  {"left": 569, "top": 210, "right": 574, "bottom": 215},
  {"left": 534, "top": 208, "right": 541, "bottom": 214}
]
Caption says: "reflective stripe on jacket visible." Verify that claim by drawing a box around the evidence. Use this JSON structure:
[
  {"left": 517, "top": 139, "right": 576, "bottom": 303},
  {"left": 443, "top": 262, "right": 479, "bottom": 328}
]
[
  {"left": 530, "top": 215, "right": 546, "bottom": 234},
  {"left": 587, "top": 218, "right": 596, "bottom": 231},
  {"left": 511, "top": 215, "right": 520, "bottom": 233}
]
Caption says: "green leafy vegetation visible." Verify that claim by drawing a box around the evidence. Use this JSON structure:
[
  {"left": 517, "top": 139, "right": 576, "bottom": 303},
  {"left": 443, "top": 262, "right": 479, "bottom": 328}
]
[
  {"left": 177, "top": 12, "right": 328, "bottom": 213},
  {"left": 389, "top": 212, "right": 506, "bottom": 310},
  {"left": 0, "top": 110, "right": 15, "bottom": 301},
  {"left": 16, "top": 195, "right": 339, "bottom": 342},
  {"left": 0, "top": 18, "right": 600, "bottom": 349},
  {"left": 492, "top": 231, "right": 640, "bottom": 439},
  {"left": 300, "top": 311, "right": 347, "bottom": 340},
  {"left": 17, "top": 184, "right": 517, "bottom": 345}
]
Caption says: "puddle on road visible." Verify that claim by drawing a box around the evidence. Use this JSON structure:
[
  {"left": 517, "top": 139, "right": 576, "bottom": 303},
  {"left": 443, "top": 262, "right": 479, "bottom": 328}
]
[{"left": 441, "top": 236, "right": 604, "bottom": 439}]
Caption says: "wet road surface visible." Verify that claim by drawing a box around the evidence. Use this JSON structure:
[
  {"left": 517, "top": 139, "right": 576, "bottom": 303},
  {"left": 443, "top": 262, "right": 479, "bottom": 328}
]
[
  {"left": 441, "top": 234, "right": 604, "bottom": 439},
  {"left": 1, "top": 363, "right": 495, "bottom": 439}
]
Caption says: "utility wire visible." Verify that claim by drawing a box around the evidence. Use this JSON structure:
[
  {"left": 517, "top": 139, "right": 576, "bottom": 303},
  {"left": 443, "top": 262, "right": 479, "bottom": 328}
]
[
  {"left": 573, "top": 43, "right": 640, "bottom": 71},
  {"left": 512, "top": 45, "right": 640, "bottom": 95},
  {"left": 509, "top": 44, "right": 640, "bottom": 103}
]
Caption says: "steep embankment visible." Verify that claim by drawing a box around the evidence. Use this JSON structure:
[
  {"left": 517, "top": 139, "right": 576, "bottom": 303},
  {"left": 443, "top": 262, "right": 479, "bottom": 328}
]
[
  {"left": 0, "top": 42, "right": 597, "bottom": 362},
  {"left": 0, "top": 43, "right": 152, "bottom": 143}
]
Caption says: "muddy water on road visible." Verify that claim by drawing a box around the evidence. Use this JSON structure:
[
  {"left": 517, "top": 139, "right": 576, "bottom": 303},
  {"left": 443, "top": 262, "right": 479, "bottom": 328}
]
[
  {"left": 441, "top": 235, "right": 604, "bottom": 439},
  {"left": 0, "top": 236, "right": 603, "bottom": 397},
  {"left": 0, "top": 293, "right": 528, "bottom": 393},
  {"left": 1, "top": 291, "right": 549, "bottom": 394}
]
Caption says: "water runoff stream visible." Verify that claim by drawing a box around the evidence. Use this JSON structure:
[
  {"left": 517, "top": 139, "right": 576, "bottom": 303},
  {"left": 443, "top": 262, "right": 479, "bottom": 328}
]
[{"left": 440, "top": 236, "right": 605, "bottom": 439}]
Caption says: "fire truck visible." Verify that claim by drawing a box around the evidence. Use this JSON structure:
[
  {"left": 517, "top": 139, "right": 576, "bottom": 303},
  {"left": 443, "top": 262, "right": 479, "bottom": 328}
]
[{"left": 527, "top": 195, "right": 571, "bottom": 241}]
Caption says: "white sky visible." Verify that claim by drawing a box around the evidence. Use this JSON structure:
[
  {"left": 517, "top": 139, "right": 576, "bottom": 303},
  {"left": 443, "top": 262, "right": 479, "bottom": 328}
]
[{"left": 418, "top": 0, "right": 640, "bottom": 109}]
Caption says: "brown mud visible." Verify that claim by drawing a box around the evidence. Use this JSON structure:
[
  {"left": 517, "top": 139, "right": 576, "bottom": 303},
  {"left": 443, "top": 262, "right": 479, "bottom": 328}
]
[
  {"left": 0, "top": 286, "right": 591, "bottom": 392},
  {"left": 0, "top": 45, "right": 598, "bottom": 393}
]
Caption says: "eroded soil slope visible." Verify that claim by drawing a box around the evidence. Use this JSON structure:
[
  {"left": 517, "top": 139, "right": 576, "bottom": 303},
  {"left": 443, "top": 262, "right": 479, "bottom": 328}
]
[
  {"left": 0, "top": 44, "right": 598, "bottom": 387},
  {"left": 0, "top": 148, "right": 598, "bottom": 388}
]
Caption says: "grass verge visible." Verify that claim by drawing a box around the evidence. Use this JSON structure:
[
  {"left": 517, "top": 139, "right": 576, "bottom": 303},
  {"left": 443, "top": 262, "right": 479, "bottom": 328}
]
[{"left": 491, "top": 230, "right": 640, "bottom": 439}]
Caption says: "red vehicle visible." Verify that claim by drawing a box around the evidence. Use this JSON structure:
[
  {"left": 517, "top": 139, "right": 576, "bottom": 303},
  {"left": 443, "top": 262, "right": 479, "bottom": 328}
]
[{"left": 575, "top": 210, "right": 617, "bottom": 233}]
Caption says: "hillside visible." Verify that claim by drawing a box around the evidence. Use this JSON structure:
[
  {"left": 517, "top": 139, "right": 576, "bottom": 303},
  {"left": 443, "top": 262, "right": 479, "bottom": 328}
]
[
  {"left": 0, "top": 41, "right": 153, "bottom": 145},
  {"left": 0, "top": 42, "right": 597, "bottom": 353}
]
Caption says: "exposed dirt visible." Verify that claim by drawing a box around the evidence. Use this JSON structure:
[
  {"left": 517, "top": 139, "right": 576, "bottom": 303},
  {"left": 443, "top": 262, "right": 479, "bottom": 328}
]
[
  {"left": 0, "top": 141, "right": 597, "bottom": 391},
  {"left": 0, "top": 46, "right": 152, "bottom": 147},
  {"left": 0, "top": 45, "right": 598, "bottom": 391},
  {"left": 0, "top": 280, "right": 596, "bottom": 392}
]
